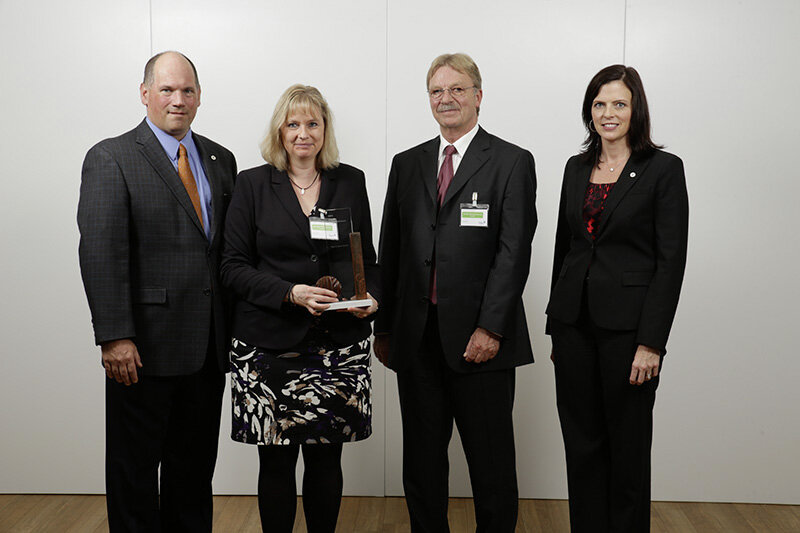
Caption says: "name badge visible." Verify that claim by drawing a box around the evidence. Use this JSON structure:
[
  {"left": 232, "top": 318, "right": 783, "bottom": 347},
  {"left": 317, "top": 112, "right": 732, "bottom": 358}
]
[
  {"left": 309, "top": 217, "right": 339, "bottom": 240},
  {"left": 460, "top": 192, "right": 489, "bottom": 228}
]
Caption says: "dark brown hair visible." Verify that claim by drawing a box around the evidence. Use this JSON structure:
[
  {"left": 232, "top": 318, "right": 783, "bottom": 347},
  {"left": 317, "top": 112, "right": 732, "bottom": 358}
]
[{"left": 581, "top": 64, "right": 661, "bottom": 163}]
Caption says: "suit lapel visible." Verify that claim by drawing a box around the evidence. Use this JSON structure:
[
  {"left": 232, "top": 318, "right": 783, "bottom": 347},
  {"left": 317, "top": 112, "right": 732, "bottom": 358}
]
[
  {"left": 316, "top": 168, "right": 337, "bottom": 212},
  {"left": 135, "top": 121, "right": 205, "bottom": 237},
  {"left": 569, "top": 158, "right": 594, "bottom": 243},
  {"left": 271, "top": 167, "right": 315, "bottom": 247},
  {"left": 595, "top": 152, "right": 653, "bottom": 235},
  {"left": 194, "top": 134, "right": 222, "bottom": 244},
  {"left": 442, "top": 127, "right": 490, "bottom": 208},
  {"left": 419, "top": 137, "right": 440, "bottom": 208},
  {"left": 315, "top": 169, "right": 340, "bottom": 250}
]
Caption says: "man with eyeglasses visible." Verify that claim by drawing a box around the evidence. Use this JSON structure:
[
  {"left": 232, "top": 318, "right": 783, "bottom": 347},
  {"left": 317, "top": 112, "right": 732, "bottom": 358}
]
[{"left": 375, "top": 53, "right": 537, "bottom": 531}]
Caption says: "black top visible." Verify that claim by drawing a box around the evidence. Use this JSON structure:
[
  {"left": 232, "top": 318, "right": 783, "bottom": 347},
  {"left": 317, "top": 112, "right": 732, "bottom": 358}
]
[
  {"left": 376, "top": 127, "right": 537, "bottom": 372},
  {"left": 546, "top": 150, "right": 688, "bottom": 354},
  {"left": 221, "top": 163, "right": 379, "bottom": 350}
]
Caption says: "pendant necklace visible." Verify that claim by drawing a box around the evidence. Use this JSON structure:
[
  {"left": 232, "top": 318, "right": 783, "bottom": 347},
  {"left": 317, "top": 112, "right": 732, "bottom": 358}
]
[
  {"left": 599, "top": 155, "right": 629, "bottom": 173},
  {"left": 289, "top": 171, "right": 320, "bottom": 195}
]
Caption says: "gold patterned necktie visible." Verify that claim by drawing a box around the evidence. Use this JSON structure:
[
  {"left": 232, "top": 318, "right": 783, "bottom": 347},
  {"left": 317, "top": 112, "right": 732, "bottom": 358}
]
[{"left": 178, "top": 144, "right": 204, "bottom": 228}]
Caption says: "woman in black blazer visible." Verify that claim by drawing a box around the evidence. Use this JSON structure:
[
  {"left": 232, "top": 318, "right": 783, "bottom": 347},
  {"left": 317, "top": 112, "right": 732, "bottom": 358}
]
[
  {"left": 546, "top": 65, "right": 688, "bottom": 532},
  {"left": 221, "top": 84, "right": 379, "bottom": 533}
]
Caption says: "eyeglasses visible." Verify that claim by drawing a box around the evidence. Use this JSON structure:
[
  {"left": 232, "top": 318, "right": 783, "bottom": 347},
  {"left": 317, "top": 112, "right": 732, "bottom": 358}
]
[{"left": 428, "top": 86, "right": 476, "bottom": 100}]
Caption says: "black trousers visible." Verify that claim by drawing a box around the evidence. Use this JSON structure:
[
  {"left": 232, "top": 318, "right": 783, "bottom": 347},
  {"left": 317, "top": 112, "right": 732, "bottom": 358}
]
[
  {"left": 397, "top": 308, "right": 518, "bottom": 533},
  {"left": 105, "top": 350, "right": 225, "bottom": 532},
  {"left": 551, "top": 305, "right": 659, "bottom": 533}
]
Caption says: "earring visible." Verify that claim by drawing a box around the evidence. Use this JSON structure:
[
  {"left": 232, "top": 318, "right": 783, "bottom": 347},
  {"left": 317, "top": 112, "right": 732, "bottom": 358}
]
[{"left": 588, "top": 121, "right": 597, "bottom": 132}]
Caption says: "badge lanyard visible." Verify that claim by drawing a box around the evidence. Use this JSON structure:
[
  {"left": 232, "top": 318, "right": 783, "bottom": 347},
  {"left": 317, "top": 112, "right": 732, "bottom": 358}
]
[{"left": 460, "top": 192, "right": 489, "bottom": 227}]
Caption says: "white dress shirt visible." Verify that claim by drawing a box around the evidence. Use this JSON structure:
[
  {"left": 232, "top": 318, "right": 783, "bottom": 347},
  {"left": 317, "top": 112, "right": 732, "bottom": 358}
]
[{"left": 437, "top": 122, "right": 480, "bottom": 176}]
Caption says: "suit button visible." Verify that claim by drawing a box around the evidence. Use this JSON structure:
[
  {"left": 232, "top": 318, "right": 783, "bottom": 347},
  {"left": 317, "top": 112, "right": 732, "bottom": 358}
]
[
  {"left": 203, "top": 288, "right": 212, "bottom": 296},
  {"left": 430, "top": 223, "right": 436, "bottom": 230},
  {"left": 424, "top": 259, "right": 431, "bottom": 266},
  {"left": 310, "top": 254, "right": 319, "bottom": 263}
]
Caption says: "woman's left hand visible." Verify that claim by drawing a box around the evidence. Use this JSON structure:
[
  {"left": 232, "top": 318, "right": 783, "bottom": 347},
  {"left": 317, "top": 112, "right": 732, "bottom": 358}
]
[
  {"left": 630, "top": 344, "right": 660, "bottom": 385},
  {"left": 342, "top": 292, "right": 378, "bottom": 319}
]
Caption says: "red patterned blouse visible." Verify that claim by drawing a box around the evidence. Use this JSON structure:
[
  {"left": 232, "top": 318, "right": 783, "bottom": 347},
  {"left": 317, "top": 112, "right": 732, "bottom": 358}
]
[{"left": 583, "top": 182, "right": 616, "bottom": 237}]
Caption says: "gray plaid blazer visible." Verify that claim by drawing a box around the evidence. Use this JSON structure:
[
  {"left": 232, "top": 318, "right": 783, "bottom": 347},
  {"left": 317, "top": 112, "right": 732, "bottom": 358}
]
[{"left": 78, "top": 119, "right": 237, "bottom": 376}]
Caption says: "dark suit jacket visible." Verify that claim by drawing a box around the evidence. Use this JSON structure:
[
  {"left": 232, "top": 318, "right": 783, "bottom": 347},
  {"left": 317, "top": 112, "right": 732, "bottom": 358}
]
[
  {"left": 376, "top": 127, "right": 537, "bottom": 372},
  {"left": 220, "top": 163, "right": 379, "bottom": 350},
  {"left": 545, "top": 149, "right": 689, "bottom": 354},
  {"left": 78, "top": 119, "right": 237, "bottom": 376}
]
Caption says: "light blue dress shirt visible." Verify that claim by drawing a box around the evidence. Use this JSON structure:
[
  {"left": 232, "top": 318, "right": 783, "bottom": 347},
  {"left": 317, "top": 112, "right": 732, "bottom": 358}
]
[{"left": 146, "top": 117, "right": 212, "bottom": 239}]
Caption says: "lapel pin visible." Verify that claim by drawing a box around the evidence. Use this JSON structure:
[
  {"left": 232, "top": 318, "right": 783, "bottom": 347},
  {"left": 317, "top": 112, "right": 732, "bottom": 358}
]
[
  {"left": 210, "top": 155, "right": 217, "bottom": 161},
  {"left": 630, "top": 172, "right": 636, "bottom": 178}
]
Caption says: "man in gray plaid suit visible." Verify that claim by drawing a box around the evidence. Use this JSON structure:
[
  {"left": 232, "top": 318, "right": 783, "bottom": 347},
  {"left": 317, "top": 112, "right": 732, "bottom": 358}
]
[{"left": 78, "top": 51, "right": 236, "bottom": 532}]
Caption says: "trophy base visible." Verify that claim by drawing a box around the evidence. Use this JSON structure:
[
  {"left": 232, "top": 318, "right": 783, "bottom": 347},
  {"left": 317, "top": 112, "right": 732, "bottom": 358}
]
[{"left": 324, "top": 299, "right": 372, "bottom": 311}]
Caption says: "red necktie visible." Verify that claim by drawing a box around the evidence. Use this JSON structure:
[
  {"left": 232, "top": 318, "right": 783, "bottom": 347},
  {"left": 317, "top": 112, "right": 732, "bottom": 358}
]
[
  {"left": 178, "top": 144, "right": 204, "bottom": 228},
  {"left": 437, "top": 144, "right": 457, "bottom": 206},
  {"left": 431, "top": 145, "right": 457, "bottom": 304}
]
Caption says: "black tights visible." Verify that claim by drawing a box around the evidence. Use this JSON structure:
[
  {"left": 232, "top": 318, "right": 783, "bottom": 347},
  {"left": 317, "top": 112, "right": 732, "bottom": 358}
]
[{"left": 257, "top": 443, "right": 343, "bottom": 533}]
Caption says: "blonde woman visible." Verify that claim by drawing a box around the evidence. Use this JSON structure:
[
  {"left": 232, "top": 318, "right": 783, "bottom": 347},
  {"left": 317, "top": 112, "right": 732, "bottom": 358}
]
[{"left": 221, "top": 84, "right": 379, "bottom": 532}]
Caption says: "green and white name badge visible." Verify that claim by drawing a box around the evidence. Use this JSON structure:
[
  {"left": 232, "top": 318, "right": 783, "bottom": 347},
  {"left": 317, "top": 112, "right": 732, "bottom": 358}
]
[
  {"left": 309, "top": 217, "right": 339, "bottom": 240},
  {"left": 460, "top": 192, "right": 489, "bottom": 228}
]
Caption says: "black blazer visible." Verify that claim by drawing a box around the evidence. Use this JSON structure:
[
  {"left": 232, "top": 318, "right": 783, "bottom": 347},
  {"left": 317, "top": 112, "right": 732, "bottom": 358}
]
[
  {"left": 546, "top": 149, "right": 689, "bottom": 354},
  {"left": 78, "top": 119, "right": 237, "bottom": 376},
  {"left": 376, "top": 127, "right": 537, "bottom": 372},
  {"left": 221, "top": 163, "right": 379, "bottom": 350}
]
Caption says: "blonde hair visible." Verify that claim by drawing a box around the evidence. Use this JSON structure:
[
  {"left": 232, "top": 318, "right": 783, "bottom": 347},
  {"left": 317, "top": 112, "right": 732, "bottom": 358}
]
[
  {"left": 259, "top": 84, "right": 339, "bottom": 171},
  {"left": 426, "top": 53, "right": 482, "bottom": 91}
]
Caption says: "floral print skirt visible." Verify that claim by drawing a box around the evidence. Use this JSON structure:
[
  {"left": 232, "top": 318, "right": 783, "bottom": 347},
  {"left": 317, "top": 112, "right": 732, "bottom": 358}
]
[{"left": 229, "top": 331, "right": 372, "bottom": 445}]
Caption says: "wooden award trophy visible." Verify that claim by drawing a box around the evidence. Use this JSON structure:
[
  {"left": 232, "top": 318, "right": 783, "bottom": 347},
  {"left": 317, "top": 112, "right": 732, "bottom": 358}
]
[{"left": 316, "top": 232, "right": 371, "bottom": 310}]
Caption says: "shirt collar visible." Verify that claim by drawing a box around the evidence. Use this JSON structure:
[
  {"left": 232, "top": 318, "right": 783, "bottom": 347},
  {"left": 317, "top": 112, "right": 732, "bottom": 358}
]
[
  {"left": 145, "top": 117, "right": 196, "bottom": 161},
  {"left": 438, "top": 122, "right": 480, "bottom": 159}
]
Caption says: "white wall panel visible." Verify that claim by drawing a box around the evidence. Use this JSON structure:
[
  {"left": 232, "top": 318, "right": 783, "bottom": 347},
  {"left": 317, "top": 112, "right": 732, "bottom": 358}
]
[
  {"left": 0, "top": 0, "right": 150, "bottom": 493},
  {"left": 626, "top": 0, "right": 800, "bottom": 504}
]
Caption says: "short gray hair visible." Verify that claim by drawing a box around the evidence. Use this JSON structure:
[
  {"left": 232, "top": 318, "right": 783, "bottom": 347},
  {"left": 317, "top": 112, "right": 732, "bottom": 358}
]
[{"left": 426, "top": 53, "right": 482, "bottom": 90}]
